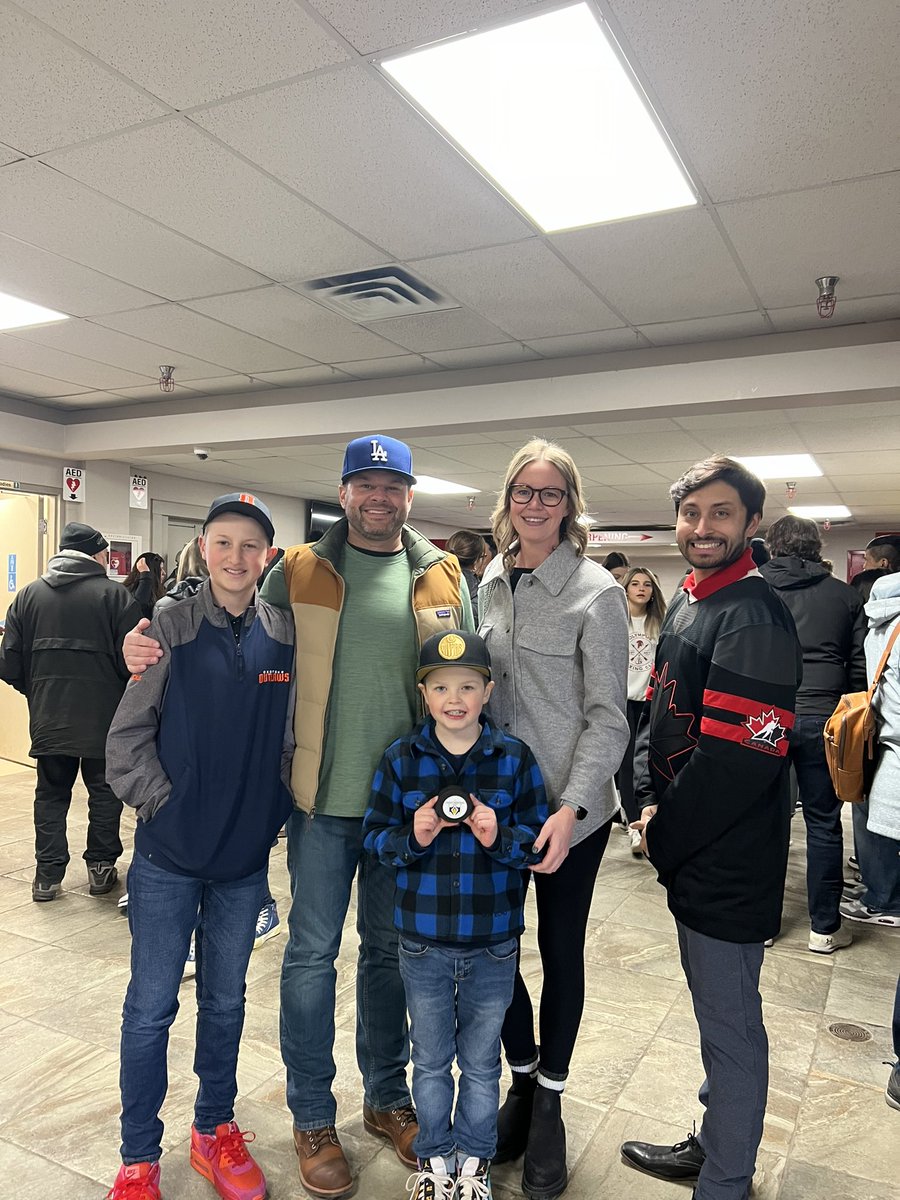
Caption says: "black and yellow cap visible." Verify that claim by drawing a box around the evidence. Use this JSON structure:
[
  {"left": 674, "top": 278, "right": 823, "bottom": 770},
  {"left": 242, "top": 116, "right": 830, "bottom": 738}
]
[{"left": 417, "top": 630, "right": 492, "bottom": 682}]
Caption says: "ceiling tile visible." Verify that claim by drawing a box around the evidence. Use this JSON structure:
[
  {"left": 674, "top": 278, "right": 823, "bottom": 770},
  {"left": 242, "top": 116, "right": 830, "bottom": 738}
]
[
  {"left": 186, "top": 287, "right": 405, "bottom": 361},
  {"left": 0, "top": 362, "right": 94, "bottom": 399},
  {"left": 552, "top": 209, "right": 756, "bottom": 324},
  {"left": 768, "top": 295, "right": 900, "bottom": 333},
  {"left": 571, "top": 418, "right": 682, "bottom": 435},
  {"left": 549, "top": 440, "right": 634, "bottom": 469},
  {"left": 581, "top": 463, "right": 674, "bottom": 486},
  {"left": 0, "top": 8, "right": 168, "bottom": 155},
  {"left": 334, "top": 355, "right": 440, "bottom": 379},
  {"left": 0, "top": 333, "right": 152, "bottom": 390},
  {"left": 192, "top": 69, "right": 531, "bottom": 259},
  {"left": 367, "top": 309, "right": 509, "bottom": 352},
  {"left": 424, "top": 344, "right": 541, "bottom": 369},
  {"left": 810, "top": 450, "right": 898, "bottom": 476},
  {"left": 0, "top": 162, "right": 266, "bottom": 299},
  {"left": 94, "top": 304, "right": 316, "bottom": 373},
  {"left": 410, "top": 242, "right": 620, "bottom": 340},
  {"left": 525, "top": 330, "right": 643, "bottom": 357},
  {"left": 638, "top": 312, "right": 769, "bottom": 346},
  {"left": 12, "top": 319, "right": 234, "bottom": 381},
  {"left": 792, "top": 420, "right": 900, "bottom": 455},
  {"left": 15, "top": 0, "right": 349, "bottom": 109},
  {"left": 609, "top": 0, "right": 900, "bottom": 200},
  {"left": 719, "top": 175, "right": 900, "bottom": 309},
  {"left": 252, "top": 366, "right": 355, "bottom": 387},
  {"left": 594, "top": 431, "right": 715, "bottom": 463},
  {"left": 50, "top": 120, "right": 385, "bottom": 280},
  {"left": 112, "top": 376, "right": 278, "bottom": 400},
  {"left": 689, "top": 424, "right": 810, "bottom": 456},
  {"left": 828, "top": 474, "right": 900, "bottom": 496},
  {"left": 0, "top": 233, "right": 159, "bottom": 316},
  {"left": 307, "top": 0, "right": 543, "bottom": 54}
]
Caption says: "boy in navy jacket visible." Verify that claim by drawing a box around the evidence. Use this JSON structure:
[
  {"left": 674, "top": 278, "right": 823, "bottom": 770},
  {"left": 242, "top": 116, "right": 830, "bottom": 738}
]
[
  {"left": 105, "top": 493, "right": 295, "bottom": 1200},
  {"left": 364, "top": 631, "right": 547, "bottom": 1200}
]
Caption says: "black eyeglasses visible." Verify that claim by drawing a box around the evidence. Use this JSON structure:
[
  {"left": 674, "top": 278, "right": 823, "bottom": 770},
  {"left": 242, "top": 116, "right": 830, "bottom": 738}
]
[{"left": 508, "top": 484, "right": 568, "bottom": 508}]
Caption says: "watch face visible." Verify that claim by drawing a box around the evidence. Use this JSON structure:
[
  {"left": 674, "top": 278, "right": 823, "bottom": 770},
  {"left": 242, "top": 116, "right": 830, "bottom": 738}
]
[{"left": 437, "top": 786, "right": 473, "bottom": 823}]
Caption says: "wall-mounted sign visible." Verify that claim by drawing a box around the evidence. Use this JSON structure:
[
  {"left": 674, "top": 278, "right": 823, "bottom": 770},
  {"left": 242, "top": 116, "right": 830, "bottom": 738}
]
[
  {"left": 63, "top": 466, "right": 85, "bottom": 503},
  {"left": 587, "top": 530, "right": 671, "bottom": 545},
  {"left": 130, "top": 474, "right": 148, "bottom": 510},
  {"left": 7, "top": 553, "right": 15, "bottom": 593},
  {"left": 0, "top": 480, "right": 21, "bottom": 490}
]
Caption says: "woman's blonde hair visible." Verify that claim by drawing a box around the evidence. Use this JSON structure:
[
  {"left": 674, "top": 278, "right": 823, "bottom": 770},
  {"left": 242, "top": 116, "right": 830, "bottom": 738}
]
[
  {"left": 491, "top": 438, "right": 588, "bottom": 571},
  {"left": 621, "top": 566, "right": 667, "bottom": 641},
  {"left": 176, "top": 536, "right": 208, "bottom": 583}
]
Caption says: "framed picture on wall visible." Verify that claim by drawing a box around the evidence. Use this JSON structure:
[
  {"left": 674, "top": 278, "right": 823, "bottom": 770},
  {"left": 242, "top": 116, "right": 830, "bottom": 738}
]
[{"left": 108, "top": 534, "right": 142, "bottom": 581}]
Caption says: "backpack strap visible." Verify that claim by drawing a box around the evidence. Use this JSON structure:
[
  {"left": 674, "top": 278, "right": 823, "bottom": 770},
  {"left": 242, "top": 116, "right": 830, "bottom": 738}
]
[{"left": 870, "top": 621, "right": 900, "bottom": 695}]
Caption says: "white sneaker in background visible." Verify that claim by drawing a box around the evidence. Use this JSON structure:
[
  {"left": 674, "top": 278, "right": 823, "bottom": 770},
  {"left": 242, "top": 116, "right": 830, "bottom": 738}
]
[{"left": 808, "top": 925, "right": 853, "bottom": 954}]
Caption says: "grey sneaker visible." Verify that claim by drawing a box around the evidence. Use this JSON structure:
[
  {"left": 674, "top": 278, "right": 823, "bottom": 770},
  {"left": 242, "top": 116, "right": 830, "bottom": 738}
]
[
  {"left": 88, "top": 862, "right": 118, "bottom": 895},
  {"left": 32, "top": 875, "right": 61, "bottom": 903},
  {"left": 839, "top": 898, "right": 900, "bottom": 927},
  {"left": 886, "top": 1062, "right": 900, "bottom": 1111}
]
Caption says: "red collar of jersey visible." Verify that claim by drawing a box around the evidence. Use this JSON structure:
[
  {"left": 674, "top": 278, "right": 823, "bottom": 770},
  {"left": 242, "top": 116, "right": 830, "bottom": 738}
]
[{"left": 682, "top": 546, "right": 758, "bottom": 601}]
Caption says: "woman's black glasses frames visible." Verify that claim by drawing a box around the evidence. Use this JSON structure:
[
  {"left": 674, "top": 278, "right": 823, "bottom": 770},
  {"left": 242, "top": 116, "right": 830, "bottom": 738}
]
[{"left": 508, "top": 484, "right": 568, "bottom": 507}]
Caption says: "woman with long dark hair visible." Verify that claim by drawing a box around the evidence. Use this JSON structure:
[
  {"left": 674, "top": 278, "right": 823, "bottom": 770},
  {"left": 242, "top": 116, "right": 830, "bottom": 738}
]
[
  {"left": 478, "top": 438, "right": 629, "bottom": 1198},
  {"left": 121, "top": 552, "right": 166, "bottom": 620}
]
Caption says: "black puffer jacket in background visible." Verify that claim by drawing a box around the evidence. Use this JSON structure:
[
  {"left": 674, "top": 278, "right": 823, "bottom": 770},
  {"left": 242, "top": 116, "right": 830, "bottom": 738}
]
[
  {"left": 0, "top": 552, "right": 141, "bottom": 757},
  {"left": 760, "top": 556, "right": 866, "bottom": 714}
]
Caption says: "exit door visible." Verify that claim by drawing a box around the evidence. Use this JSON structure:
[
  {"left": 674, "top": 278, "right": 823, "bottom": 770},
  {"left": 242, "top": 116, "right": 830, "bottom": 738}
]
[{"left": 0, "top": 489, "right": 58, "bottom": 765}]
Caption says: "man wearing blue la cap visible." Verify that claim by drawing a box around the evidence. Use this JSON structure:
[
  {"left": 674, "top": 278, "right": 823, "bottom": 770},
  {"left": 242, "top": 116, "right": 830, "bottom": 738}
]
[
  {"left": 126, "top": 436, "right": 475, "bottom": 1196},
  {"left": 263, "top": 434, "right": 474, "bottom": 1197}
]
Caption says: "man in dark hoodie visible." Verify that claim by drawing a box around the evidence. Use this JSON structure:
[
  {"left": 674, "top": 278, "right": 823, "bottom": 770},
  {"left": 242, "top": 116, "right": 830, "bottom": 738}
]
[
  {"left": 0, "top": 521, "right": 141, "bottom": 901},
  {"left": 760, "top": 515, "right": 866, "bottom": 953}
]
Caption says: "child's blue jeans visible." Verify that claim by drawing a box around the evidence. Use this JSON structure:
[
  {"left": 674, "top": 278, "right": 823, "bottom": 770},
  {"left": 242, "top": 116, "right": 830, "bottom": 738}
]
[
  {"left": 398, "top": 935, "right": 518, "bottom": 1163},
  {"left": 119, "top": 851, "right": 267, "bottom": 1163}
]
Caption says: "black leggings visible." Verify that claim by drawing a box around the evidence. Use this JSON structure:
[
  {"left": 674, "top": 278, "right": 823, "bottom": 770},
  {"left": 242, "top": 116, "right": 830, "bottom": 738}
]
[
  {"left": 501, "top": 820, "right": 612, "bottom": 1079},
  {"left": 614, "top": 700, "right": 645, "bottom": 824}
]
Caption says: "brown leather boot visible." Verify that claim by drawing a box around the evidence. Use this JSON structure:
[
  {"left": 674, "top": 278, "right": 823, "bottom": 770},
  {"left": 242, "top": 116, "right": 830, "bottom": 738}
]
[
  {"left": 293, "top": 1126, "right": 354, "bottom": 1198},
  {"left": 362, "top": 1102, "right": 418, "bottom": 1167}
]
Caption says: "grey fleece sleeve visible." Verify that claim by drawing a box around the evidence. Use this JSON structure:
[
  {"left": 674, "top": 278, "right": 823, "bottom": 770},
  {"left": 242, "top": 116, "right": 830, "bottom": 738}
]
[{"left": 105, "top": 618, "right": 173, "bottom": 820}]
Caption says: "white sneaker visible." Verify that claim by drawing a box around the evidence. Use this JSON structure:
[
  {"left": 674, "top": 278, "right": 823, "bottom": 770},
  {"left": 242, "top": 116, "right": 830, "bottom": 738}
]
[
  {"left": 183, "top": 932, "right": 196, "bottom": 978},
  {"left": 628, "top": 827, "right": 644, "bottom": 855},
  {"left": 808, "top": 925, "right": 853, "bottom": 954},
  {"left": 407, "top": 1158, "right": 455, "bottom": 1200},
  {"left": 455, "top": 1158, "right": 491, "bottom": 1200}
]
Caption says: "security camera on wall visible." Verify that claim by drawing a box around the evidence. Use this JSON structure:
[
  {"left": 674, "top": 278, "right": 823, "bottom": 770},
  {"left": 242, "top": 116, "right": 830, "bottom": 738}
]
[{"left": 193, "top": 447, "right": 210, "bottom": 461}]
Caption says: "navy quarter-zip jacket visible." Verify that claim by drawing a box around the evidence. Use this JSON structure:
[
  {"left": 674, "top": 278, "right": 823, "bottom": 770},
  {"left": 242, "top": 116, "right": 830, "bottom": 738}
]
[{"left": 106, "top": 581, "right": 295, "bottom": 881}]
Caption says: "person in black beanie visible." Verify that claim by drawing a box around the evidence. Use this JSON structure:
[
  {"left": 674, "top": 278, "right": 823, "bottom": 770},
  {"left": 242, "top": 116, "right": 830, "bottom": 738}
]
[{"left": 0, "top": 521, "right": 141, "bottom": 900}]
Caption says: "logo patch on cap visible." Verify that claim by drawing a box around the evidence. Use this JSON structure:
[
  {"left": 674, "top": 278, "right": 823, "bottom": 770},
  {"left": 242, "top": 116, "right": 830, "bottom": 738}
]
[
  {"left": 370, "top": 439, "right": 389, "bottom": 463},
  {"left": 437, "top": 633, "right": 466, "bottom": 661}
]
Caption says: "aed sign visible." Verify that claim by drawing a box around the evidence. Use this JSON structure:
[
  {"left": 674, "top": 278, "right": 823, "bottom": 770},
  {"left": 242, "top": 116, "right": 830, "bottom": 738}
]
[{"left": 63, "top": 466, "right": 85, "bottom": 503}]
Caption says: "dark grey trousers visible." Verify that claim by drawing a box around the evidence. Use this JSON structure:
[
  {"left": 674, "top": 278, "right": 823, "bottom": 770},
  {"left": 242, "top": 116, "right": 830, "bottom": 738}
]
[{"left": 676, "top": 921, "right": 768, "bottom": 1200}]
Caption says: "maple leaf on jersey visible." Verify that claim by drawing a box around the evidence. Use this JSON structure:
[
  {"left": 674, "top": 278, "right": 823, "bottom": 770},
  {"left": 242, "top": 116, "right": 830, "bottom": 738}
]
[{"left": 650, "top": 663, "right": 698, "bottom": 781}]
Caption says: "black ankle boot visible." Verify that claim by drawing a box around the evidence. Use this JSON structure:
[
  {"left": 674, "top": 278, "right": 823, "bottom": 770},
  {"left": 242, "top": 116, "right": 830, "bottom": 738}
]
[
  {"left": 493, "top": 1072, "right": 537, "bottom": 1164},
  {"left": 522, "top": 1085, "right": 567, "bottom": 1200}
]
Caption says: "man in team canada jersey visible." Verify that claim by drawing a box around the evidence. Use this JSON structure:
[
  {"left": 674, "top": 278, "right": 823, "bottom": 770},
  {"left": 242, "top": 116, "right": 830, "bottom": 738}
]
[{"left": 621, "top": 455, "right": 802, "bottom": 1200}]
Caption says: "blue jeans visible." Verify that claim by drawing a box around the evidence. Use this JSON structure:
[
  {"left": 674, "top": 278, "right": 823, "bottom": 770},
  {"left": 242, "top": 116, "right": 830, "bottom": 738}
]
[
  {"left": 852, "top": 799, "right": 900, "bottom": 913},
  {"left": 119, "top": 852, "right": 266, "bottom": 1163},
  {"left": 788, "top": 716, "right": 844, "bottom": 933},
  {"left": 399, "top": 936, "right": 518, "bottom": 1162},
  {"left": 676, "top": 922, "right": 767, "bottom": 1200},
  {"left": 280, "top": 812, "right": 411, "bottom": 1128}
]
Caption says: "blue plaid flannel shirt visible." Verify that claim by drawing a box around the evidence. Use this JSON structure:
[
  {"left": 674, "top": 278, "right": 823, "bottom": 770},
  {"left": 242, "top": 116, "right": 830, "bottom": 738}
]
[{"left": 363, "top": 716, "right": 548, "bottom": 945}]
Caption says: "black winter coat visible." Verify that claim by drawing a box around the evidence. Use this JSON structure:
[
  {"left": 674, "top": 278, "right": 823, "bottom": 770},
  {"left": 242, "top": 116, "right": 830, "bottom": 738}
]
[
  {"left": 760, "top": 556, "right": 866, "bottom": 715},
  {"left": 0, "top": 552, "right": 141, "bottom": 757}
]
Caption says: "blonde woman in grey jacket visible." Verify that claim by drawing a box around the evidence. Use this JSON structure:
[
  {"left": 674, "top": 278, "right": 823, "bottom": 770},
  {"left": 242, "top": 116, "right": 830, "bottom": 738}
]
[{"left": 478, "top": 439, "right": 629, "bottom": 1198}]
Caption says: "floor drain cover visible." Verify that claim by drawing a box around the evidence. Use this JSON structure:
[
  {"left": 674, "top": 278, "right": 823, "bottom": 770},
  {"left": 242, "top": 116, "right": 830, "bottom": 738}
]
[{"left": 827, "top": 1021, "right": 872, "bottom": 1042}]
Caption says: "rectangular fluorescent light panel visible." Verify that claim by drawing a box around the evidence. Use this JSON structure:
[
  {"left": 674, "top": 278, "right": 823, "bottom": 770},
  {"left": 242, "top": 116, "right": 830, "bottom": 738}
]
[
  {"left": 414, "top": 475, "right": 479, "bottom": 495},
  {"left": 788, "top": 506, "right": 852, "bottom": 520},
  {"left": 0, "top": 290, "right": 69, "bottom": 331},
  {"left": 381, "top": 2, "right": 696, "bottom": 232},
  {"left": 735, "top": 454, "right": 822, "bottom": 479}
]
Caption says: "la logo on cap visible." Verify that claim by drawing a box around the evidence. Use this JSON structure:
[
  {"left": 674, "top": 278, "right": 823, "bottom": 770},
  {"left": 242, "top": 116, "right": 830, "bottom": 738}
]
[{"left": 370, "top": 439, "right": 389, "bottom": 463}]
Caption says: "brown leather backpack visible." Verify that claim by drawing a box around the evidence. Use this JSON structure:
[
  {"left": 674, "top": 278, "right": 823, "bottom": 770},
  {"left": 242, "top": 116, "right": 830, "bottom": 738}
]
[{"left": 823, "top": 623, "right": 900, "bottom": 803}]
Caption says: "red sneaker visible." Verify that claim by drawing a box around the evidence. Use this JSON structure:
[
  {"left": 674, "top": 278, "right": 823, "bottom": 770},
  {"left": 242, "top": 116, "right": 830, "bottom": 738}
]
[
  {"left": 190, "top": 1121, "right": 267, "bottom": 1200},
  {"left": 107, "top": 1161, "right": 162, "bottom": 1200}
]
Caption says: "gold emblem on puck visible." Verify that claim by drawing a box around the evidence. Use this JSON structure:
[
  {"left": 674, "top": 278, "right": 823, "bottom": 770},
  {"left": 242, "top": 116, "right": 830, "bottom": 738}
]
[{"left": 438, "top": 633, "right": 466, "bottom": 661}]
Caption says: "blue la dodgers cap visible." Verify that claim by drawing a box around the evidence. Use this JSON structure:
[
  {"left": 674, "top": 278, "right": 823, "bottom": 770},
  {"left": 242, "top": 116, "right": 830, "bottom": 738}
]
[{"left": 341, "top": 435, "right": 416, "bottom": 485}]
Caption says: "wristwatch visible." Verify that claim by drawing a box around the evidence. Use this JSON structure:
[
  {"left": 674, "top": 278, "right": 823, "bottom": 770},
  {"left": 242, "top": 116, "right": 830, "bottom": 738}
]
[{"left": 560, "top": 798, "right": 588, "bottom": 820}]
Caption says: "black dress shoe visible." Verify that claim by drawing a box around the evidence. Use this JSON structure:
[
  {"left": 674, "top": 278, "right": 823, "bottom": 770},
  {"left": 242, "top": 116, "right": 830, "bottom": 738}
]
[{"left": 620, "top": 1132, "right": 705, "bottom": 1182}]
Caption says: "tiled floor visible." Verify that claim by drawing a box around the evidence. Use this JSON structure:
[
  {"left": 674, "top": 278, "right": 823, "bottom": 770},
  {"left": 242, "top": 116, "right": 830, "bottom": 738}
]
[{"left": 0, "top": 760, "right": 898, "bottom": 1199}]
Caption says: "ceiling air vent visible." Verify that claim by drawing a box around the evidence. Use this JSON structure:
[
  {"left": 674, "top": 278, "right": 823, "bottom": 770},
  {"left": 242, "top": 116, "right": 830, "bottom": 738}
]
[{"left": 295, "top": 266, "right": 458, "bottom": 322}]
